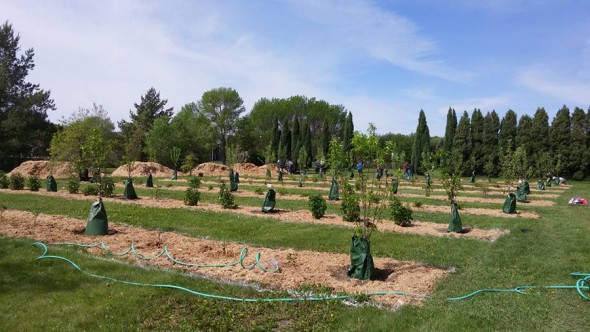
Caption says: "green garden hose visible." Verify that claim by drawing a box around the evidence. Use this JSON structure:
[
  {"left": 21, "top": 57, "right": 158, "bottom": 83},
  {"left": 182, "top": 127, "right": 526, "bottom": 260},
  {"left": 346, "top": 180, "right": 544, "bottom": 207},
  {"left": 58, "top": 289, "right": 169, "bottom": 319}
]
[
  {"left": 53, "top": 241, "right": 278, "bottom": 272},
  {"left": 32, "top": 242, "right": 590, "bottom": 303}
]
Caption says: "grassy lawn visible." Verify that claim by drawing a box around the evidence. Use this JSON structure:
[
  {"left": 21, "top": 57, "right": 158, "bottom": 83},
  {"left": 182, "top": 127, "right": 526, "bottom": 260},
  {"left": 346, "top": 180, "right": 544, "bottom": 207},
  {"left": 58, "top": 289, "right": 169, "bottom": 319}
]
[{"left": 1, "top": 181, "right": 589, "bottom": 330}]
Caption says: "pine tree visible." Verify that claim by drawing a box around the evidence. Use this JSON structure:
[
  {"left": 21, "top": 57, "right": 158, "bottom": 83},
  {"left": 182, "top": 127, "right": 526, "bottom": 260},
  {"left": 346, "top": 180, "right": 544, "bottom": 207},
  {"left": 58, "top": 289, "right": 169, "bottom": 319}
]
[
  {"left": 443, "top": 107, "right": 457, "bottom": 153},
  {"left": 270, "top": 118, "right": 280, "bottom": 159},
  {"left": 302, "top": 120, "right": 313, "bottom": 167},
  {"left": 570, "top": 107, "right": 588, "bottom": 178},
  {"left": 342, "top": 112, "right": 354, "bottom": 167},
  {"left": 452, "top": 111, "right": 471, "bottom": 174},
  {"left": 411, "top": 110, "right": 431, "bottom": 173},
  {"left": 498, "top": 109, "right": 518, "bottom": 153},
  {"left": 0, "top": 22, "right": 56, "bottom": 169},
  {"left": 482, "top": 111, "right": 500, "bottom": 177},
  {"left": 549, "top": 105, "right": 571, "bottom": 176},
  {"left": 470, "top": 109, "right": 484, "bottom": 174}
]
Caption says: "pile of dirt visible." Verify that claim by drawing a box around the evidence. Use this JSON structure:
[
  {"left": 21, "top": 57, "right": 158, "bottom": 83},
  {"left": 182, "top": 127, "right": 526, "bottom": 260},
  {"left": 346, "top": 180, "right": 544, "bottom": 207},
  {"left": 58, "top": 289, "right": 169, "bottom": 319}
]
[
  {"left": 111, "top": 162, "right": 175, "bottom": 177},
  {"left": 8, "top": 160, "right": 75, "bottom": 179},
  {"left": 192, "top": 162, "right": 270, "bottom": 177},
  {"left": 233, "top": 163, "right": 269, "bottom": 176},
  {"left": 191, "top": 162, "right": 229, "bottom": 176}
]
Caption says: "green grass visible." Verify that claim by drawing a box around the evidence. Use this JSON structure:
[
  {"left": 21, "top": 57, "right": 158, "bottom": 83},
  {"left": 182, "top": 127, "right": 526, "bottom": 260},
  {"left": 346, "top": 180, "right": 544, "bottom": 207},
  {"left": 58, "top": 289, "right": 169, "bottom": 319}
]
[{"left": 1, "top": 181, "right": 590, "bottom": 330}]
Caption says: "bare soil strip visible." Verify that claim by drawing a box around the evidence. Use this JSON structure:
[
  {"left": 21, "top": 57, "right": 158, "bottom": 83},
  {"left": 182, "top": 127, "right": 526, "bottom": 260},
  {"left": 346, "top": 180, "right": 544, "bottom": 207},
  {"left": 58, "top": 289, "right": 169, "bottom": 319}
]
[
  {"left": 0, "top": 210, "right": 449, "bottom": 309},
  {"left": 0, "top": 189, "right": 509, "bottom": 240}
]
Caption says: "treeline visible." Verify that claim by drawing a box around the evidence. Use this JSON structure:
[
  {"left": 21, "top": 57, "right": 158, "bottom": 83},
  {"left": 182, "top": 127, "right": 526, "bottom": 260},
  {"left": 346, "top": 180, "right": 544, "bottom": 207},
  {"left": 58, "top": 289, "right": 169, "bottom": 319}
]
[{"left": 410, "top": 107, "right": 590, "bottom": 180}]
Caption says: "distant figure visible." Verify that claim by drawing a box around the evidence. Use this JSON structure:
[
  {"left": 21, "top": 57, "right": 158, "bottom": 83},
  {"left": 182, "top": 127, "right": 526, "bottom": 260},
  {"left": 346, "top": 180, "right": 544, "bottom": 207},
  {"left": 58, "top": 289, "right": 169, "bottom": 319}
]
[
  {"left": 409, "top": 164, "right": 414, "bottom": 178},
  {"left": 403, "top": 162, "right": 410, "bottom": 179},
  {"left": 356, "top": 159, "right": 364, "bottom": 176},
  {"left": 277, "top": 159, "right": 283, "bottom": 173}
]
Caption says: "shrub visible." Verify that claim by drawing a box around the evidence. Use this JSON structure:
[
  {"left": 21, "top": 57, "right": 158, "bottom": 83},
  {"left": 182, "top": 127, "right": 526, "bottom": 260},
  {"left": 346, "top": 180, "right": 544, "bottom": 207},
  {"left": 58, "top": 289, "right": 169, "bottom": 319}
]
[
  {"left": 82, "top": 184, "right": 100, "bottom": 196},
  {"left": 389, "top": 197, "right": 413, "bottom": 226},
  {"left": 101, "top": 177, "right": 116, "bottom": 197},
  {"left": 27, "top": 176, "right": 41, "bottom": 192},
  {"left": 67, "top": 178, "right": 80, "bottom": 194},
  {"left": 184, "top": 187, "right": 200, "bottom": 206},
  {"left": 208, "top": 184, "right": 214, "bottom": 191},
  {"left": 188, "top": 176, "right": 201, "bottom": 188},
  {"left": 367, "top": 190, "right": 380, "bottom": 203},
  {"left": 341, "top": 191, "right": 360, "bottom": 222},
  {"left": 572, "top": 170, "right": 585, "bottom": 181},
  {"left": 308, "top": 194, "right": 327, "bottom": 219},
  {"left": 414, "top": 201, "right": 422, "bottom": 208},
  {"left": 9, "top": 173, "right": 25, "bottom": 190},
  {"left": 219, "top": 182, "right": 237, "bottom": 209},
  {"left": 254, "top": 187, "right": 264, "bottom": 195},
  {"left": 0, "top": 172, "right": 8, "bottom": 189}
]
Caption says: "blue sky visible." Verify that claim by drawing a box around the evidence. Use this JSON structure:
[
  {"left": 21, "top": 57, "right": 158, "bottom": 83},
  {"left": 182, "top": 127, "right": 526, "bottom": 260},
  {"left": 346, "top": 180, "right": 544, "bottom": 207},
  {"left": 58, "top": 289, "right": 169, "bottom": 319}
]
[{"left": 2, "top": 0, "right": 589, "bottom": 136}]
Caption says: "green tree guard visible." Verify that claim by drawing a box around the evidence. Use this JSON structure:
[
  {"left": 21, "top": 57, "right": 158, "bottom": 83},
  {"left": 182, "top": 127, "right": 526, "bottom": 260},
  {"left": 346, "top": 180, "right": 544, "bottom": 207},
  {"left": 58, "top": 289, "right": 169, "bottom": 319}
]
[
  {"left": 393, "top": 178, "right": 399, "bottom": 194},
  {"left": 537, "top": 180, "right": 545, "bottom": 190},
  {"left": 503, "top": 193, "right": 517, "bottom": 214},
  {"left": 171, "top": 170, "right": 177, "bottom": 180},
  {"left": 85, "top": 198, "right": 108, "bottom": 235},
  {"left": 516, "top": 186, "right": 527, "bottom": 202},
  {"left": 46, "top": 175, "right": 57, "bottom": 192},
  {"left": 278, "top": 170, "right": 283, "bottom": 182},
  {"left": 469, "top": 171, "right": 475, "bottom": 184},
  {"left": 347, "top": 236, "right": 375, "bottom": 280},
  {"left": 298, "top": 173, "right": 303, "bottom": 187},
  {"left": 522, "top": 180, "right": 531, "bottom": 194},
  {"left": 328, "top": 178, "right": 339, "bottom": 200},
  {"left": 448, "top": 203, "right": 463, "bottom": 232},
  {"left": 229, "top": 170, "right": 238, "bottom": 192},
  {"left": 146, "top": 173, "right": 153, "bottom": 187},
  {"left": 425, "top": 173, "right": 431, "bottom": 188},
  {"left": 262, "top": 188, "right": 276, "bottom": 213},
  {"left": 124, "top": 178, "right": 138, "bottom": 200}
]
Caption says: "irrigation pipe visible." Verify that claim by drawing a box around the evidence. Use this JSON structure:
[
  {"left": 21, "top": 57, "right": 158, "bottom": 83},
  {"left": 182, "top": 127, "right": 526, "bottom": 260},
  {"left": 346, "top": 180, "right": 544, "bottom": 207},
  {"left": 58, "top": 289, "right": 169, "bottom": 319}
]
[{"left": 32, "top": 242, "right": 589, "bottom": 303}]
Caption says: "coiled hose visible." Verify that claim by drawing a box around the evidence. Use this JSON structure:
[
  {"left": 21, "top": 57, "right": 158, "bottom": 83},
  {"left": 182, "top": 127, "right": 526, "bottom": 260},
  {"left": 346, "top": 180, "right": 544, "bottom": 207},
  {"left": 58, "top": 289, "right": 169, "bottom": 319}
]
[{"left": 32, "top": 242, "right": 590, "bottom": 303}]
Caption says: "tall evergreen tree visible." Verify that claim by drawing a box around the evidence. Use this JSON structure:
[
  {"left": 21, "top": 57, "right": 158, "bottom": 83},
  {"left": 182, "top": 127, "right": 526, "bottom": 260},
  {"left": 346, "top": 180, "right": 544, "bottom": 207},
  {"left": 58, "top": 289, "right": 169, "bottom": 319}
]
[
  {"left": 0, "top": 22, "right": 56, "bottom": 170},
  {"left": 516, "top": 114, "right": 533, "bottom": 157},
  {"left": 498, "top": 109, "right": 518, "bottom": 153},
  {"left": 443, "top": 107, "right": 457, "bottom": 153},
  {"left": 278, "top": 119, "right": 291, "bottom": 160},
  {"left": 411, "top": 110, "right": 431, "bottom": 173},
  {"left": 530, "top": 107, "right": 550, "bottom": 163},
  {"left": 270, "top": 118, "right": 280, "bottom": 160},
  {"left": 452, "top": 111, "right": 471, "bottom": 174},
  {"left": 342, "top": 112, "right": 354, "bottom": 165},
  {"left": 321, "top": 121, "right": 330, "bottom": 158},
  {"left": 470, "top": 109, "right": 484, "bottom": 174},
  {"left": 482, "top": 111, "right": 500, "bottom": 177},
  {"left": 549, "top": 105, "right": 571, "bottom": 176},
  {"left": 291, "top": 117, "right": 301, "bottom": 165},
  {"left": 570, "top": 107, "right": 588, "bottom": 178},
  {"left": 302, "top": 120, "right": 313, "bottom": 167}
]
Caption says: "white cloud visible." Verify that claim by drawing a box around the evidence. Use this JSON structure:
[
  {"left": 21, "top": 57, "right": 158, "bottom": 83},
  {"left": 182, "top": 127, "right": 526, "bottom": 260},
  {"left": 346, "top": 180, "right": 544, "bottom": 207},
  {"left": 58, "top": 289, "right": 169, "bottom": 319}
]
[
  {"left": 288, "top": 0, "right": 471, "bottom": 82},
  {"left": 517, "top": 65, "right": 590, "bottom": 106}
]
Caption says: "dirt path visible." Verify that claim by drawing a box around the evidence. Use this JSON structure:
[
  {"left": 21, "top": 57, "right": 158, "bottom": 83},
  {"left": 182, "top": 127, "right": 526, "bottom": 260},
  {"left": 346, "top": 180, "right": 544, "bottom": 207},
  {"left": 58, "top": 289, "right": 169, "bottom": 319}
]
[
  {"left": 0, "top": 189, "right": 510, "bottom": 240},
  {"left": 0, "top": 210, "right": 448, "bottom": 309}
]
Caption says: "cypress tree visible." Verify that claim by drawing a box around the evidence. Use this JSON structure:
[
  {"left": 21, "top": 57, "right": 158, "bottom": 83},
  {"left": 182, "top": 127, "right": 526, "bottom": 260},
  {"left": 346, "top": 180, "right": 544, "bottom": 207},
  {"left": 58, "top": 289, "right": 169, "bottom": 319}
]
[
  {"left": 303, "top": 120, "right": 313, "bottom": 167},
  {"left": 443, "top": 107, "right": 457, "bottom": 153},
  {"left": 452, "top": 111, "right": 471, "bottom": 174},
  {"left": 270, "top": 118, "right": 280, "bottom": 159},
  {"left": 482, "top": 111, "right": 500, "bottom": 177},
  {"left": 516, "top": 114, "right": 533, "bottom": 157},
  {"left": 570, "top": 107, "right": 588, "bottom": 178},
  {"left": 470, "top": 109, "right": 484, "bottom": 174},
  {"left": 343, "top": 112, "right": 354, "bottom": 154},
  {"left": 530, "top": 108, "right": 550, "bottom": 164},
  {"left": 549, "top": 105, "right": 571, "bottom": 176},
  {"left": 499, "top": 109, "right": 518, "bottom": 153},
  {"left": 411, "top": 110, "right": 431, "bottom": 174},
  {"left": 321, "top": 121, "right": 330, "bottom": 158},
  {"left": 291, "top": 116, "right": 301, "bottom": 162},
  {"left": 278, "top": 119, "right": 291, "bottom": 160}
]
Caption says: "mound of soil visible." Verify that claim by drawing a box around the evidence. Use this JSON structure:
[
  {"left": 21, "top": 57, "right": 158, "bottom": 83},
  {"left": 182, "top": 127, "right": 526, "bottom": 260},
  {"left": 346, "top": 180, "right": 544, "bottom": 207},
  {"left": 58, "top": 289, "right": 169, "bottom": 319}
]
[
  {"left": 233, "top": 163, "right": 269, "bottom": 176},
  {"left": 191, "top": 162, "right": 229, "bottom": 176},
  {"left": 8, "top": 160, "right": 75, "bottom": 179},
  {"left": 111, "top": 162, "right": 175, "bottom": 177}
]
